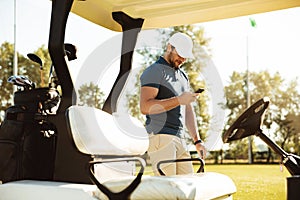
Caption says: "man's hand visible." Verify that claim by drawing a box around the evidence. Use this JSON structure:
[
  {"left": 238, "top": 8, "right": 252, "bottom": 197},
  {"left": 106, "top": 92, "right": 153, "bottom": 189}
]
[
  {"left": 195, "top": 142, "right": 206, "bottom": 159},
  {"left": 177, "top": 92, "right": 199, "bottom": 105}
]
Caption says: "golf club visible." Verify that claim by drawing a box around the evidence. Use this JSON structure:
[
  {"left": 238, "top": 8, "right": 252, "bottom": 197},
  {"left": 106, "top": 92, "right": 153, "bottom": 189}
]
[{"left": 27, "top": 53, "right": 44, "bottom": 87}]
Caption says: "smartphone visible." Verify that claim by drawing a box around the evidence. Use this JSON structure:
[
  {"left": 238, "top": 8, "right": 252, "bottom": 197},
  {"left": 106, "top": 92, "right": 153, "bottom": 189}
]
[{"left": 195, "top": 88, "right": 204, "bottom": 93}]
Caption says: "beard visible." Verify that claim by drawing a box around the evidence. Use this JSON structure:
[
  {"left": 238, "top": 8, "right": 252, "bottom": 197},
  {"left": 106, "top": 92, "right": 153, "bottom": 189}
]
[
  {"left": 170, "top": 61, "right": 179, "bottom": 69},
  {"left": 169, "top": 53, "right": 183, "bottom": 69}
]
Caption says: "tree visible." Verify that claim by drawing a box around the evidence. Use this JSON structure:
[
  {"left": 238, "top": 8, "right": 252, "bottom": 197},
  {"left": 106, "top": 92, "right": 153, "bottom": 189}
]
[
  {"left": 0, "top": 42, "right": 15, "bottom": 113},
  {"left": 126, "top": 25, "right": 212, "bottom": 143},
  {"left": 0, "top": 42, "right": 52, "bottom": 121},
  {"left": 223, "top": 70, "right": 300, "bottom": 160},
  {"left": 77, "top": 82, "right": 105, "bottom": 109},
  {"left": 288, "top": 114, "right": 300, "bottom": 154}
]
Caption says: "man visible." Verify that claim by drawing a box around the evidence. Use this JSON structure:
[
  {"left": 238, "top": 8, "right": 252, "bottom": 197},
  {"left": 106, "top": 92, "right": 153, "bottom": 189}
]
[{"left": 140, "top": 32, "right": 206, "bottom": 176}]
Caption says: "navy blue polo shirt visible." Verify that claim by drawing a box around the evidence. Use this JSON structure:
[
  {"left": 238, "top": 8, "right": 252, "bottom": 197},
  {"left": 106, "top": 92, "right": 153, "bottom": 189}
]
[{"left": 140, "top": 56, "right": 190, "bottom": 137}]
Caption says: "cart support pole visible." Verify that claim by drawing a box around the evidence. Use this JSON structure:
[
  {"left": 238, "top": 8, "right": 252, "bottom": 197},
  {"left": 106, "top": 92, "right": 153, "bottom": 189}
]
[
  {"left": 48, "top": 0, "right": 91, "bottom": 183},
  {"left": 287, "top": 176, "right": 300, "bottom": 200},
  {"left": 102, "top": 12, "right": 144, "bottom": 114}
]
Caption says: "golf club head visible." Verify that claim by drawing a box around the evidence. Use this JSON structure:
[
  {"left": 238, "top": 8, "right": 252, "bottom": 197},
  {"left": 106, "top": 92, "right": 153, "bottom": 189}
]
[
  {"left": 7, "top": 75, "right": 35, "bottom": 89},
  {"left": 27, "top": 53, "right": 43, "bottom": 69}
]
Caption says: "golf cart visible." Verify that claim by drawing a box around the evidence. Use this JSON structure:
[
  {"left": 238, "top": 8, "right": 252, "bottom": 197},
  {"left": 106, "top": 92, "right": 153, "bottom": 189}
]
[
  {"left": 223, "top": 97, "right": 300, "bottom": 199},
  {"left": 1, "top": 0, "right": 300, "bottom": 199}
]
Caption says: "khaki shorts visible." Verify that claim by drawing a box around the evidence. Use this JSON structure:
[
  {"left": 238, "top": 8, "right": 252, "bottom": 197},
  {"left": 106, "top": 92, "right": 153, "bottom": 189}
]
[{"left": 147, "top": 134, "right": 193, "bottom": 176}]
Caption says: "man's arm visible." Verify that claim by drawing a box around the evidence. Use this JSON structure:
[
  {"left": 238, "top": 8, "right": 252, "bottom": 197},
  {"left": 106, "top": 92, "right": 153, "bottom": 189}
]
[
  {"left": 140, "top": 86, "right": 199, "bottom": 115},
  {"left": 140, "top": 86, "right": 180, "bottom": 115},
  {"left": 185, "top": 103, "right": 206, "bottom": 159}
]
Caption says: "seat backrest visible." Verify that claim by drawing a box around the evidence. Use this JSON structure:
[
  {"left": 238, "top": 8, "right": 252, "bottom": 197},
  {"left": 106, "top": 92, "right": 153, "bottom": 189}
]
[{"left": 66, "top": 105, "right": 149, "bottom": 156}]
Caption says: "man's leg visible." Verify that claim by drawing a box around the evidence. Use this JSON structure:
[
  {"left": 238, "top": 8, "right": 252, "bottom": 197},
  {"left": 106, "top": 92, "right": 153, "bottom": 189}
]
[
  {"left": 147, "top": 134, "right": 177, "bottom": 176},
  {"left": 175, "top": 137, "right": 193, "bottom": 175}
]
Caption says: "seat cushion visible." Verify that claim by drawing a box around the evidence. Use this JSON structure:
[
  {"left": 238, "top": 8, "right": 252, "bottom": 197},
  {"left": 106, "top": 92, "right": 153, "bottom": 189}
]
[
  {"left": 0, "top": 173, "right": 236, "bottom": 200},
  {"left": 0, "top": 180, "right": 97, "bottom": 200},
  {"left": 66, "top": 106, "right": 149, "bottom": 155},
  {"left": 93, "top": 172, "right": 236, "bottom": 200}
]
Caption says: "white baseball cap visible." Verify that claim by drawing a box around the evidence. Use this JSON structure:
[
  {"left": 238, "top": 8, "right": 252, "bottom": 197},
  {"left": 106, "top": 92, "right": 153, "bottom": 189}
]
[{"left": 168, "top": 32, "right": 194, "bottom": 59}]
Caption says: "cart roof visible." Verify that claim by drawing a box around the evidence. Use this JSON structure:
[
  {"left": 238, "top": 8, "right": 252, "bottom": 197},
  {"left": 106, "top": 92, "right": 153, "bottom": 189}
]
[{"left": 71, "top": 0, "right": 300, "bottom": 32}]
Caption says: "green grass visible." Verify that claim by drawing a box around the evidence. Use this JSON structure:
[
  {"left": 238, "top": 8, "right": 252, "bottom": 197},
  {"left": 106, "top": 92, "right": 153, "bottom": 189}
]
[
  {"left": 204, "top": 164, "right": 290, "bottom": 200},
  {"left": 144, "top": 164, "right": 290, "bottom": 199}
]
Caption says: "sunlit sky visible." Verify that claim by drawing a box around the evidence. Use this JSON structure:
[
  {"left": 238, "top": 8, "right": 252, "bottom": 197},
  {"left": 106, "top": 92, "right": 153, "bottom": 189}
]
[
  {"left": 1, "top": 1, "right": 300, "bottom": 149},
  {"left": 1, "top": 1, "right": 300, "bottom": 87}
]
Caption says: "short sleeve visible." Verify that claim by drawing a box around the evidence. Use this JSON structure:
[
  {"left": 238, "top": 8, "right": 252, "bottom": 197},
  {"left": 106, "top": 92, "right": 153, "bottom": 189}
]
[{"left": 140, "top": 65, "right": 162, "bottom": 89}]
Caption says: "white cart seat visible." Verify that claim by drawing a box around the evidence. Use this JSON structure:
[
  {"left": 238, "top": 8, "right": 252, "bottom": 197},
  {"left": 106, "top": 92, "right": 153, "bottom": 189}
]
[
  {"left": 95, "top": 172, "right": 237, "bottom": 200},
  {"left": 65, "top": 105, "right": 236, "bottom": 200},
  {"left": 0, "top": 173, "right": 236, "bottom": 200},
  {"left": 66, "top": 105, "right": 149, "bottom": 156}
]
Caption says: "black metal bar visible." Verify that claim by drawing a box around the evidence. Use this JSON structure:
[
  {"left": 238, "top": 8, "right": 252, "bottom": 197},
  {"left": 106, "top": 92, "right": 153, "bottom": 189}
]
[
  {"left": 258, "top": 129, "right": 300, "bottom": 176},
  {"left": 88, "top": 157, "right": 146, "bottom": 200},
  {"left": 48, "top": 0, "right": 75, "bottom": 101},
  {"left": 48, "top": 0, "right": 91, "bottom": 183},
  {"left": 157, "top": 158, "right": 205, "bottom": 176},
  {"left": 257, "top": 129, "right": 288, "bottom": 157},
  {"left": 102, "top": 12, "right": 144, "bottom": 114}
]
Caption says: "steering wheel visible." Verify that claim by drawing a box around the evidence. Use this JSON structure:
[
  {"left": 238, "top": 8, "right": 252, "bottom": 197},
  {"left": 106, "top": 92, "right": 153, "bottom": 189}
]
[{"left": 223, "top": 97, "right": 270, "bottom": 143}]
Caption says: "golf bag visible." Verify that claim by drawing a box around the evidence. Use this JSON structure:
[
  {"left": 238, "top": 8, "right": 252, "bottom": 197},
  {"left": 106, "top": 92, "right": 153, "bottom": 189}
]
[{"left": 0, "top": 88, "right": 59, "bottom": 183}]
